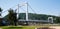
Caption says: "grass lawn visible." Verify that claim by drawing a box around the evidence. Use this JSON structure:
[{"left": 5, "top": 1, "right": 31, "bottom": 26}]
[{"left": 0, "top": 26, "right": 49, "bottom": 29}]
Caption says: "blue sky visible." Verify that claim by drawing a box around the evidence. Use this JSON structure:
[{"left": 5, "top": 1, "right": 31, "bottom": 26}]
[{"left": 0, "top": 0, "right": 60, "bottom": 17}]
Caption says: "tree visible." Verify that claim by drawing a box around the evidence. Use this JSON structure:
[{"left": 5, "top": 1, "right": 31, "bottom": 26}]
[
  {"left": 0, "top": 7, "right": 2, "bottom": 16},
  {"left": 55, "top": 17, "right": 60, "bottom": 23},
  {"left": 7, "top": 8, "right": 17, "bottom": 26},
  {"left": 0, "top": 7, "right": 3, "bottom": 26}
]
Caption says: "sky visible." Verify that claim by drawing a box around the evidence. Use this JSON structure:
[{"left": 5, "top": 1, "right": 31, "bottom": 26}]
[{"left": 0, "top": 0, "right": 60, "bottom": 17}]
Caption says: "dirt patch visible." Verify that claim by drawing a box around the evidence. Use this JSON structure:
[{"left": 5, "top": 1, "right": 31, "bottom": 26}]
[
  {"left": 37, "top": 27, "right": 55, "bottom": 29},
  {"left": 49, "top": 26, "right": 60, "bottom": 29}
]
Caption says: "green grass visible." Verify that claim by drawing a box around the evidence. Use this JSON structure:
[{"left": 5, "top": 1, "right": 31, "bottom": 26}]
[
  {"left": 0, "top": 26, "right": 49, "bottom": 29},
  {"left": 3, "top": 27, "right": 22, "bottom": 29}
]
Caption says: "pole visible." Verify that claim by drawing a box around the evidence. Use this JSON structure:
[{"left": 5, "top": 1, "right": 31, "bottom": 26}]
[
  {"left": 25, "top": 2, "right": 29, "bottom": 25},
  {"left": 17, "top": 4, "right": 19, "bottom": 20},
  {"left": 16, "top": 4, "right": 19, "bottom": 25},
  {"left": 26, "top": 2, "right": 28, "bottom": 21}
]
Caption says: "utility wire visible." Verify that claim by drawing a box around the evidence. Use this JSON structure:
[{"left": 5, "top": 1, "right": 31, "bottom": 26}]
[
  {"left": 28, "top": 4, "right": 37, "bottom": 14},
  {"left": 19, "top": 6, "right": 26, "bottom": 12},
  {"left": 2, "top": 10, "right": 9, "bottom": 13},
  {"left": 2, "top": 3, "right": 37, "bottom": 15},
  {"left": 20, "top": 7, "right": 26, "bottom": 12},
  {"left": 2, "top": 4, "right": 18, "bottom": 13}
]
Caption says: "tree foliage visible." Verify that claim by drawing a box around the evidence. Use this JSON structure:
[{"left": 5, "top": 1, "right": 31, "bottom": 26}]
[
  {"left": 0, "top": 7, "right": 3, "bottom": 26},
  {"left": 7, "top": 8, "right": 17, "bottom": 26},
  {"left": 0, "top": 7, "right": 2, "bottom": 12}
]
